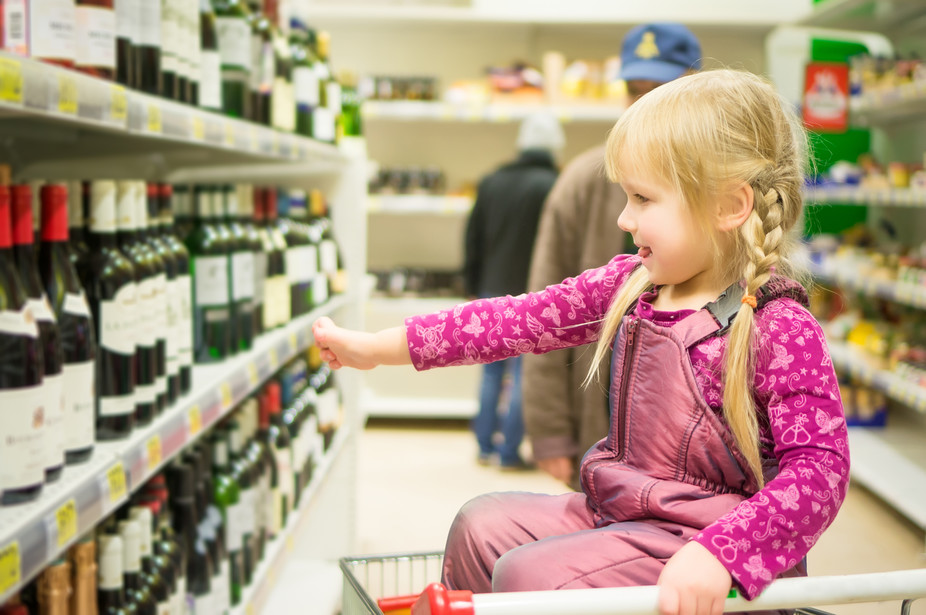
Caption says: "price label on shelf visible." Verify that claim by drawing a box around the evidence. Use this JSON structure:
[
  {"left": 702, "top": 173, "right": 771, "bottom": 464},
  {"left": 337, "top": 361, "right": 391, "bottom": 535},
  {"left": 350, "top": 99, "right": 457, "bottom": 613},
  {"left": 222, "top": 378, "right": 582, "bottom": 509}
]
[
  {"left": 289, "top": 333, "right": 298, "bottom": 354},
  {"left": 0, "top": 541, "right": 21, "bottom": 596},
  {"left": 224, "top": 122, "right": 235, "bottom": 147},
  {"left": 268, "top": 347, "right": 279, "bottom": 370},
  {"left": 57, "top": 74, "right": 78, "bottom": 115},
  {"left": 0, "top": 58, "right": 23, "bottom": 104},
  {"left": 247, "top": 362, "right": 259, "bottom": 387},
  {"left": 146, "top": 434, "right": 162, "bottom": 471},
  {"left": 147, "top": 104, "right": 162, "bottom": 133},
  {"left": 188, "top": 404, "right": 203, "bottom": 437},
  {"left": 105, "top": 462, "right": 127, "bottom": 504},
  {"left": 54, "top": 499, "right": 78, "bottom": 549},
  {"left": 250, "top": 125, "right": 259, "bottom": 152},
  {"left": 220, "top": 382, "right": 233, "bottom": 410},
  {"left": 110, "top": 85, "right": 128, "bottom": 122}
]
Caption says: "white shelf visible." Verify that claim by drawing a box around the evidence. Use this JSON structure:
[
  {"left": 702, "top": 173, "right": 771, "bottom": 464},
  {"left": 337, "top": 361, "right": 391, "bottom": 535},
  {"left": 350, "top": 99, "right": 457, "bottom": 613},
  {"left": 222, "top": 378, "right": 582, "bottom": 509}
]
[
  {"left": 828, "top": 341, "right": 926, "bottom": 414},
  {"left": 794, "top": 0, "right": 926, "bottom": 32},
  {"left": 849, "top": 80, "right": 926, "bottom": 127},
  {"left": 362, "top": 100, "right": 623, "bottom": 124},
  {"left": 810, "top": 258, "right": 926, "bottom": 310},
  {"left": 0, "top": 296, "right": 351, "bottom": 605},
  {"left": 806, "top": 185, "right": 926, "bottom": 207},
  {"left": 362, "top": 389, "right": 477, "bottom": 420},
  {"left": 368, "top": 194, "right": 473, "bottom": 215}
]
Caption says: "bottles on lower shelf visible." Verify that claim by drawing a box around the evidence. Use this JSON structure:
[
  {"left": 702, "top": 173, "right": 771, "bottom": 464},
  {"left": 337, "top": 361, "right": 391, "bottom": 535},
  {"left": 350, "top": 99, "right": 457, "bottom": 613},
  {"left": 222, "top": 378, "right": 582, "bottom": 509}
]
[{"left": 0, "top": 343, "right": 342, "bottom": 614}]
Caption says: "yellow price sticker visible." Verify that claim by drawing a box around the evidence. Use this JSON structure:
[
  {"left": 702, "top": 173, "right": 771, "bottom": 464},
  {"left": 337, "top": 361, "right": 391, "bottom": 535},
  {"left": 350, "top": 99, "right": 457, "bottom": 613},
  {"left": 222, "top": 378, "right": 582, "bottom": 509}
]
[
  {"left": 188, "top": 405, "right": 202, "bottom": 437},
  {"left": 147, "top": 434, "right": 162, "bottom": 471},
  {"left": 55, "top": 499, "right": 78, "bottom": 549},
  {"left": 220, "top": 382, "right": 233, "bottom": 409},
  {"left": 57, "top": 74, "right": 78, "bottom": 115},
  {"left": 0, "top": 58, "right": 23, "bottom": 104},
  {"left": 247, "top": 362, "right": 259, "bottom": 387},
  {"left": 110, "top": 85, "right": 127, "bottom": 122},
  {"left": 268, "top": 347, "right": 279, "bottom": 370},
  {"left": 224, "top": 122, "right": 235, "bottom": 147},
  {"left": 0, "top": 541, "right": 21, "bottom": 596},
  {"left": 250, "top": 126, "right": 259, "bottom": 151},
  {"left": 147, "top": 104, "right": 162, "bottom": 133},
  {"left": 289, "top": 333, "right": 298, "bottom": 354},
  {"left": 192, "top": 116, "right": 205, "bottom": 141},
  {"left": 106, "top": 462, "right": 127, "bottom": 504}
]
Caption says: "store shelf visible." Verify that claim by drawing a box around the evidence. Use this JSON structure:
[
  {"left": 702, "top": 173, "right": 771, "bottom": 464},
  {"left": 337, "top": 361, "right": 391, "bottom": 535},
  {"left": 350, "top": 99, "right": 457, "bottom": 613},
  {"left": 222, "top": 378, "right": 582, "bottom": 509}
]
[
  {"left": 0, "top": 295, "right": 350, "bottom": 605},
  {"left": 806, "top": 184, "right": 926, "bottom": 208},
  {"left": 367, "top": 194, "right": 473, "bottom": 215},
  {"left": 828, "top": 340, "right": 926, "bottom": 414},
  {"left": 362, "top": 100, "right": 623, "bottom": 124},
  {"left": 232, "top": 426, "right": 351, "bottom": 615},
  {"left": 810, "top": 259, "right": 926, "bottom": 309},
  {"left": 848, "top": 80, "right": 926, "bottom": 127},
  {"left": 0, "top": 51, "right": 346, "bottom": 175},
  {"left": 362, "top": 390, "right": 477, "bottom": 420},
  {"left": 794, "top": 0, "right": 926, "bottom": 33}
]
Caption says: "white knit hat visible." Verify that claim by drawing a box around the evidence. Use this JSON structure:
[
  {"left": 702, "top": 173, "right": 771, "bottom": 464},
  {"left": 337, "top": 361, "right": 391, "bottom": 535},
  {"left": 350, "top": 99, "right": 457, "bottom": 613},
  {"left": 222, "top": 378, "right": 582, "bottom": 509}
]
[{"left": 517, "top": 112, "right": 565, "bottom": 152}]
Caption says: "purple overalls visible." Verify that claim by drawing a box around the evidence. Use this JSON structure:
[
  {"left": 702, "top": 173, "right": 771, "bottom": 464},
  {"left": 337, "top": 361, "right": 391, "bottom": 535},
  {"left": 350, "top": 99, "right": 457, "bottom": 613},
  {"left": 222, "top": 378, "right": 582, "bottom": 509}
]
[{"left": 442, "top": 285, "right": 803, "bottom": 613}]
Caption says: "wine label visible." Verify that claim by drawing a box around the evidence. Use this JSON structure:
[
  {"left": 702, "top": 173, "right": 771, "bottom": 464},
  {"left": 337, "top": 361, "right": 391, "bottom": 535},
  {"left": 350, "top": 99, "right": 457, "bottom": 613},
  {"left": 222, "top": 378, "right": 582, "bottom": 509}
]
[
  {"left": 138, "top": 0, "right": 161, "bottom": 46},
  {"left": 199, "top": 50, "right": 222, "bottom": 110},
  {"left": 326, "top": 81, "right": 342, "bottom": 114},
  {"left": 0, "top": 383, "right": 47, "bottom": 491},
  {"left": 42, "top": 372, "right": 65, "bottom": 469},
  {"left": 215, "top": 16, "right": 251, "bottom": 70},
  {"left": 319, "top": 239, "right": 338, "bottom": 274},
  {"left": 318, "top": 388, "right": 340, "bottom": 426},
  {"left": 0, "top": 306, "right": 39, "bottom": 338},
  {"left": 137, "top": 276, "right": 157, "bottom": 348},
  {"left": 75, "top": 5, "right": 116, "bottom": 70},
  {"left": 285, "top": 245, "right": 317, "bottom": 285},
  {"left": 27, "top": 296, "right": 56, "bottom": 324},
  {"left": 62, "top": 291, "right": 92, "bottom": 318},
  {"left": 159, "top": 0, "right": 178, "bottom": 73},
  {"left": 313, "top": 274, "right": 328, "bottom": 307},
  {"left": 29, "top": 0, "right": 76, "bottom": 61},
  {"left": 193, "top": 592, "right": 215, "bottom": 615},
  {"left": 3, "top": 0, "right": 28, "bottom": 56},
  {"left": 231, "top": 251, "right": 255, "bottom": 301},
  {"left": 293, "top": 66, "right": 319, "bottom": 108},
  {"left": 62, "top": 359, "right": 94, "bottom": 452},
  {"left": 224, "top": 502, "right": 246, "bottom": 551},
  {"left": 253, "top": 250, "right": 267, "bottom": 305},
  {"left": 165, "top": 278, "right": 181, "bottom": 374},
  {"left": 276, "top": 274, "right": 291, "bottom": 324},
  {"left": 312, "top": 107, "right": 335, "bottom": 143},
  {"left": 98, "top": 392, "right": 134, "bottom": 418},
  {"left": 100, "top": 282, "right": 138, "bottom": 356},
  {"left": 89, "top": 182, "right": 118, "bottom": 233},
  {"left": 176, "top": 274, "right": 194, "bottom": 367},
  {"left": 115, "top": 0, "right": 139, "bottom": 43},
  {"left": 193, "top": 256, "right": 230, "bottom": 307},
  {"left": 135, "top": 380, "right": 157, "bottom": 406}
]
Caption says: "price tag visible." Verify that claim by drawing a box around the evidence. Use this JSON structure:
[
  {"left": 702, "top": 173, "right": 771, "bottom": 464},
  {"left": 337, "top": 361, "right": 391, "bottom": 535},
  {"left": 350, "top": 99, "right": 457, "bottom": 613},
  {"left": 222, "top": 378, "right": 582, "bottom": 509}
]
[
  {"left": 250, "top": 125, "right": 259, "bottom": 151},
  {"left": 188, "top": 405, "right": 202, "bottom": 437},
  {"left": 224, "top": 122, "right": 235, "bottom": 147},
  {"left": 54, "top": 499, "right": 78, "bottom": 549},
  {"left": 220, "top": 382, "right": 233, "bottom": 410},
  {"left": 57, "top": 74, "right": 78, "bottom": 115},
  {"left": 268, "top": 348, "right": 279, "bottom": 370},
  {"left": 247, "top": 362, "right": 259, "bottom": 387},
  {"left": 106, "top": 462, "right": 127, "bottom": 504},
  {"left": 0, "top": 58, "right": 23, "bottom": 104},
  {"left": 289, "top": 333, "right": 298, "bottom": 354},
  {"left": 192, "top": 116, "right": 205, "bottom": 141},
  {"left": 0, "top": 541, "right": 21, "bottom": 596},
  {"left": 147, "top": 104, "right": 162, "bottom": 133},
  {"left": 146, "top": 435, "right": 162, "bottom": 471},
  {"left": 110, "top": 85, "right": 127, "bottom": 122}
]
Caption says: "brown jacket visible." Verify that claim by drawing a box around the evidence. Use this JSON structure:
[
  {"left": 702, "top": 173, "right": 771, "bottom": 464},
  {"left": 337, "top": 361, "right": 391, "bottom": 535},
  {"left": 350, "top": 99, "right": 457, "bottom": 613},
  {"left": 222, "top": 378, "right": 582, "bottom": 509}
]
[{"left": 522, "top": 145, "right": 630, "bottom": 480}]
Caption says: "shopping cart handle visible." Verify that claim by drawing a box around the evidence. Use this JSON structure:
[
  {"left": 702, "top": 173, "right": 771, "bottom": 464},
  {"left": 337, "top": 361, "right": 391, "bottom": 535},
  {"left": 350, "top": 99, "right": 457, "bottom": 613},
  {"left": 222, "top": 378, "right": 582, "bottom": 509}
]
[{"left": 411, "top": 583, "right": 475, "bottom": 615}]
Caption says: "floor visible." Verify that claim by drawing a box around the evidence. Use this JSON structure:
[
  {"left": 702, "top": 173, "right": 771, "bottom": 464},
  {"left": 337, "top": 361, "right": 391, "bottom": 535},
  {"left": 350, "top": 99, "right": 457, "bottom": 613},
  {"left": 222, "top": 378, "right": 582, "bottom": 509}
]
[{"left": 354, "top": 418, "right": 926, "bottom": 615}]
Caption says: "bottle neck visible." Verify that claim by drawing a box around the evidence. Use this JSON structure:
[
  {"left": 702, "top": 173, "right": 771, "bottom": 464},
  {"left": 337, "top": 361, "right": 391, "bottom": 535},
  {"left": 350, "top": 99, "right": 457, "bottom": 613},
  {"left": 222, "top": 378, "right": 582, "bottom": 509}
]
[
  {"left": 10, "top": 185, "right": 34, "bottom": 246},
  {"left": 41, "top": 185, "right": 69, "bottom": 243},
  {"left": 0, "top": 187, "right": 11, "bottom": 249}
]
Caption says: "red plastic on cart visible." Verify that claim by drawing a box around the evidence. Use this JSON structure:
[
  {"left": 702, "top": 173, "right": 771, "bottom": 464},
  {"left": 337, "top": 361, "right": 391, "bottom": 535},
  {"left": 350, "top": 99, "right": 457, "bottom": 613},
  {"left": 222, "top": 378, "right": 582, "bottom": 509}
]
[{"left": 409, "top": 583, "right": 475, "bottom": 615}]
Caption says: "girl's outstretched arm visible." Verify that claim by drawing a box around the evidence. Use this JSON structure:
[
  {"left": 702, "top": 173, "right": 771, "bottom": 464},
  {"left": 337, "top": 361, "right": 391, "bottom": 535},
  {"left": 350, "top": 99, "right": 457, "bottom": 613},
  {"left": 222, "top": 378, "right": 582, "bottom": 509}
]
[{"left": 312, "top": 316, "right": 411, "bottom": 370}]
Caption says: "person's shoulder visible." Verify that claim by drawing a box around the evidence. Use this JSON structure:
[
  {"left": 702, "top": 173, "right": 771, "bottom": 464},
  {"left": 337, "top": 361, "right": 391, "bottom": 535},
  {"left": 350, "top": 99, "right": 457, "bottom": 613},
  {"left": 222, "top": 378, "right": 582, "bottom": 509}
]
[
  {"left": 561, "top": 144, "right": 609, "bottom": 180},
  {"left": 754, "top": 292, "right": 828, "bottom": 352}
]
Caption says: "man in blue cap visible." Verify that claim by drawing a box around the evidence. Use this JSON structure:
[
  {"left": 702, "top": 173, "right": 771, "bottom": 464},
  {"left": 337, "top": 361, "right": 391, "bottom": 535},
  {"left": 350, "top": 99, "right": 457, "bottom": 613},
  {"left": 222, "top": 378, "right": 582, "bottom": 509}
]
[{"left": 522, "top": 23, "right": 702, "bottom": 488}]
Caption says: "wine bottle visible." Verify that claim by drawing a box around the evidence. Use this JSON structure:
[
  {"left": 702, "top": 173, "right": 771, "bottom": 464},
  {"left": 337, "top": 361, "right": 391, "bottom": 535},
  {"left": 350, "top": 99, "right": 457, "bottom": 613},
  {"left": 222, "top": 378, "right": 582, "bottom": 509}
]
[
  {"left": 80, "top": 180, "right": 136, "bottom": 441},
  {"left": 157, "top": 184, "right": 193, "bottom": 396},
  {"left": 223, "top": 185, "right": 255, "bottom": 353},
  {"left": 278, "top": 360, "right": 304, "bottom": 506},
  {"left": 75, "top": 0, "right": 116, "bottom": 81},
  {"left": 198, "top": 0, "right": 222, "bottom": 112},
  {"left": 134, "top": 183, "right": 169, "bottom": 413},
  {"left": 172, "top": 184, "right": 194, "bottom": 243},
  {"left": 226, "top": 417, "right": 257, "bottom": 588},
  {"left": 68, "top": 181, "right": 90, "bottom": 267},
  {"left": 267, "top": 0, "right": 294, "bottom": 133},
  {"left": 36, "top": 558, "right": 71, "bottom": 615},
  {"left": 257, "top": 384, "right": 283, "bottom": 536},
  {"left": 128, "top": 507, "right": 172, "bottom": 615},
  {"left": 167, "top": 461, "right": 214, "bottom": 615},
  {"left": 38, "top": 183, "right": 97, "bottom": 465},
  {"left": 116, "top": 181, "right": 158, "bottom": 425},
  {"left": 311, "top": 349, "right": 340, "bottom": 452},
  {"left": 188, "top": 444, "right": 231, "bottom": 615},
  {"left": 186, "top": 186, "right": 232, "bottom": 363},
  {"left": 119, "top": 520, "right": 157, "bottom": 615},
  {"left": 29, "top": 0, "right": 77, "bottom": 68},
  {"left": 263, "top": 188, "right": 290, "bottom": 329},
  {"left": 282, "top": 190, "right": 314, "bottom": 317},
  {"left": 289, "top": 19, "right": 317, "bottom": 138},
  {"left": 97, "top": 535, "right": 133, "bottom": 615},
  {"left": 115, "top": 0, "right": 137, "bottom": 87},
  {"left": 210, "top": 430, "right": 243, "bottom": 606},
  {"left": 137, "top": 0, "right": 162, "bottom": 95},
  {"left": 246, "top": 0, "right": 273, "bottom": 126},
  {"left": 307, "top": 188, "right": 330, "bottom": 306},
  {"left": 245, "top": 186, "right": 267, "bottom": 338},
  {"left": 212, "top": 0, "right": 252, "bottom": 119},
  {"left": 242, "top": 398, "right": 269, "bottom": 562},
  {"left": 160, "top": 0, "right": 179, "bottom": 100},
  {"left": 188, "top": 1, "right": 203, "bottom": 106},
  {"left": 309, "top": 28, "right": 338, "bottom": 143},
  {"left": 69, "top": 535, "right": 98, "bottom": 615},
  {"left": 139, "top": 496, "right": 185, "bottom": 615},
  {"left": 174, "top": 0, "right": 190, "bottom": 104},
  {"left": 10, "top": 183, "right": 65, "bottom": 483},
  {"left": 143, "top": 185, "right": 178, "bottom": 408}
]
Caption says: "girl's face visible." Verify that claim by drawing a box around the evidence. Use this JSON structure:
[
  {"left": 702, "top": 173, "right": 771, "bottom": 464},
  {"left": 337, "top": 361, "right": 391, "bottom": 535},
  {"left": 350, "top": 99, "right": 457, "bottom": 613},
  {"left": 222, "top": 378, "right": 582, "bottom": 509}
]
[{"left": 617, "top": 165, "right": 720, "bottom": 300}]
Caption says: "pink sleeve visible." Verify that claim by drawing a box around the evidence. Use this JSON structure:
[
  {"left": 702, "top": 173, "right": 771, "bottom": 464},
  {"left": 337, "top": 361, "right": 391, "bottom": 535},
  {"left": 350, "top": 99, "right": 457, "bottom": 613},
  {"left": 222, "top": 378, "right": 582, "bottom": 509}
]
[
  {"left": 405, "top": 255, "right": 640, "bottom": 371},
  {"left": 691, "top": 300, "right": 850, "bottom": 600}
]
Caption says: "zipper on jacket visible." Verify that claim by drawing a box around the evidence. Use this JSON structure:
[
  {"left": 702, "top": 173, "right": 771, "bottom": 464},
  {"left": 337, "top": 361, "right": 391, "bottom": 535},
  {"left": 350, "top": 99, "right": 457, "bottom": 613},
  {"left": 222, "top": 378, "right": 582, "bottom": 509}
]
[{"left": 615, "top": 316, "right": 639, "bottom": 461}]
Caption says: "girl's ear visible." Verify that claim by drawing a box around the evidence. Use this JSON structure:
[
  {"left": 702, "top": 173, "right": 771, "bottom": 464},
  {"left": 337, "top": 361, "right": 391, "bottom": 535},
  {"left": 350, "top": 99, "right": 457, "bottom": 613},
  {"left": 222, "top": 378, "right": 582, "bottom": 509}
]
[{"left": 717, "top": 183, "right": 754, "bottom": 232}]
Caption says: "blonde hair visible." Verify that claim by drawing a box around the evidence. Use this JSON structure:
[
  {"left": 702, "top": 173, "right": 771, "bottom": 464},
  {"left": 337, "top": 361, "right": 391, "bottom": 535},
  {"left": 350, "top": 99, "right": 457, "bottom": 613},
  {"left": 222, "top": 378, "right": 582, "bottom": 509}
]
[{"left": 587, "top": 70, "right": 810, "bottom": 487}]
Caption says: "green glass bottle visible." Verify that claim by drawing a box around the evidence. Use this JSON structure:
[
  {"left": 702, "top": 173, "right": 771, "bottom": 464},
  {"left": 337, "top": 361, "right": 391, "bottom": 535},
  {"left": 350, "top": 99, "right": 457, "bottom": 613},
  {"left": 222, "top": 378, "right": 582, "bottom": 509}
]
[
  {"left": 245, "top": 0, "right": 272, "bottom": 125},
  {"left": 210, "top": 429, "right": 243, "bottom": 606},
  {"left": 211, "top": 0, "right": 252, "bottom": 118},
  {"left": 289, "top": 18, "right": 317, "bottom": 138},
  {"left": 222, "top": 185, "right": 255, "bottom": 353}
]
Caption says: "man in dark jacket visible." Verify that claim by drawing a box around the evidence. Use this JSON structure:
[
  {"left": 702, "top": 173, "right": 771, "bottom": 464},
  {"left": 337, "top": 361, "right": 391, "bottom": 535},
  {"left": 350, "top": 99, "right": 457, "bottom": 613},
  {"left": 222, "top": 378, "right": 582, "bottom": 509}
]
[{"left": 463, "top": 112, "right": 564, "bottom": 469}]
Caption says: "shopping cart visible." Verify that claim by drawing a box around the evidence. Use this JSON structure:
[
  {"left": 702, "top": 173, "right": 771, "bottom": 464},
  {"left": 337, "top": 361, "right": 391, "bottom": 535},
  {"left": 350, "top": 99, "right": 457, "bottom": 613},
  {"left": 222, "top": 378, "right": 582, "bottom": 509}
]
[{"left": 340, "top": 551, "right": 926, "bottom": 615}]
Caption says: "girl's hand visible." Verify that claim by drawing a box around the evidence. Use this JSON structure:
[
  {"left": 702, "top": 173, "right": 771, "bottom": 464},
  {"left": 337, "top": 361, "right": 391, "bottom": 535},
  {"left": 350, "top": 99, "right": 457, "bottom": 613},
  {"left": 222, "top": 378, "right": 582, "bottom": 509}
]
[
  {"left": 312, "top": 317, "right": 411, "bottom": 370},
  {"left": 657, "top": 541, "right": 732, "bottom": 615}
]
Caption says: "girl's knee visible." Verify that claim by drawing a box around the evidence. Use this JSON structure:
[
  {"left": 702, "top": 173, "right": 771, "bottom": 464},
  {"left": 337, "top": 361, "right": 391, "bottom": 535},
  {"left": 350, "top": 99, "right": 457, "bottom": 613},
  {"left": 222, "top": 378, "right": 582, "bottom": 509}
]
[{"left": 492, "top": 546, "right": 546, "bottom": 592}]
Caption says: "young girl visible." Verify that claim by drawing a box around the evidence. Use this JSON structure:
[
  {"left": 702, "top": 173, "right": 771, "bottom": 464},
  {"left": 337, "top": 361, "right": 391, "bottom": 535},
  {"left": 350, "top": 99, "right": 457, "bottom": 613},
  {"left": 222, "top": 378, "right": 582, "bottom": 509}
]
[{"left": 314, "top": 70, "right": 849, "bottom": 615}]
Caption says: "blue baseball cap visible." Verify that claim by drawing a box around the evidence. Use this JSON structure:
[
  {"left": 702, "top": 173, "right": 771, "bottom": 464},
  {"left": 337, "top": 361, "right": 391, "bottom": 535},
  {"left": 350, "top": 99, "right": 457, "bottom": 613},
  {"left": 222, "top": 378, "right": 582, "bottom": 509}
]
[{"left": 619, "top": 23, "right": 702, "bottom": 83}]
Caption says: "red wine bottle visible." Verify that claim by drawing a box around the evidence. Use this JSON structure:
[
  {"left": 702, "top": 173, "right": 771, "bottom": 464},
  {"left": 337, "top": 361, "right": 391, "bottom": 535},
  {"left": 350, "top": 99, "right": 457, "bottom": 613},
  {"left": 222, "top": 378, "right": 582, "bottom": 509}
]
[
  {"left": 0, "top": 174, "right": 46, "bottom": 505},
  {"left": 79, "top": 180, "right": 137, "bottom": 441},
  {"left": 10, "top": 184, "right": 65, "bottom": 483},
  {"left": 157, "top": 184, "right": 193, "bottom": 396},
  {"left": 38, "top": 184, "right": 97, "bottom": 464}
]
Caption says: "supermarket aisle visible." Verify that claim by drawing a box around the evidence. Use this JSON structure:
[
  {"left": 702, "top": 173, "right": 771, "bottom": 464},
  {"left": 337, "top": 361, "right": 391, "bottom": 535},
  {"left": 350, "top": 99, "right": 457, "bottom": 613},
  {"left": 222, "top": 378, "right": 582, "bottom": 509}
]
[{"left": 355, "top": 419, "right": 926, "bottom": 615}]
